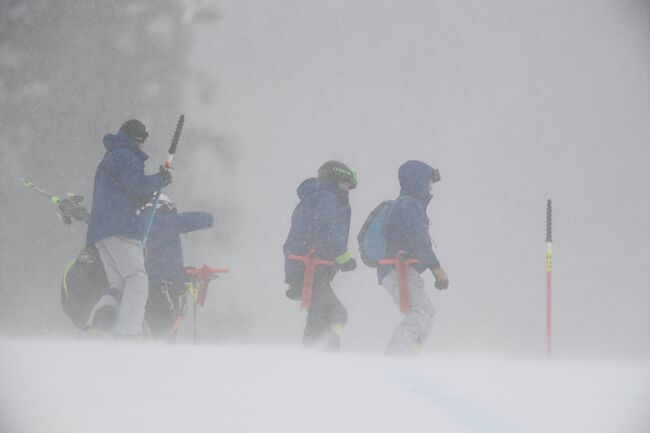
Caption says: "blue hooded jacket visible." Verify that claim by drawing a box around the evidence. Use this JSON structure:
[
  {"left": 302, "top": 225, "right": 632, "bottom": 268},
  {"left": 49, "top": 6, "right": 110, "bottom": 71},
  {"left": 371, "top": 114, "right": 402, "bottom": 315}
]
[
  {"left": 377, "top": 160, "right": 440, "bottom": 282},
  {"left": 86, "top": 132, "right": 166, "bottom": 246},
  {"left": 283, "top": 178, "right": 351, "bottom": 282},
  {"left": 138, "top": 208, "right": 214, "bottom": 286}
]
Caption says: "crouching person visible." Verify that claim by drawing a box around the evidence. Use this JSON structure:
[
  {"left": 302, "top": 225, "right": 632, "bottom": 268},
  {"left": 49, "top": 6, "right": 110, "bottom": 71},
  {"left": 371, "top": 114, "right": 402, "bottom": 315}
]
[{"left": 139, "top": 194, "right": 213, "bottom": 338}]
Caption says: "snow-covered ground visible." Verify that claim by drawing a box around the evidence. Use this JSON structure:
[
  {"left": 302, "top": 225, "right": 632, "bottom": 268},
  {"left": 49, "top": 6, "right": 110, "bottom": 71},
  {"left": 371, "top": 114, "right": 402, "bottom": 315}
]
[{"left": 0, "top": 338, "right": 647, "bottom": 433}]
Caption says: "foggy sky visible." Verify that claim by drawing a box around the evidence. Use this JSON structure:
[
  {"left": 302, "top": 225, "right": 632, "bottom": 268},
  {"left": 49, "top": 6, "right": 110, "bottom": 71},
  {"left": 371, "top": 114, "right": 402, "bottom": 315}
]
[{"left": 185, "top": 0, "right": 650, "bottom": 359}]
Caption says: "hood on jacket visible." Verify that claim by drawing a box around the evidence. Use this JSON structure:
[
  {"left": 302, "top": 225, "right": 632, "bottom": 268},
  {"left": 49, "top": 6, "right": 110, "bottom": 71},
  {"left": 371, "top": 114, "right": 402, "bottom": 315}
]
[
  {"left": 398, "top": 160, "right": 435, "bottom": 205},
  {"left": 103, "top": 131, "right": 149, "bottom": 161},
  {"left": 296, "top": 177, "right": 342, "bottom": 200}
]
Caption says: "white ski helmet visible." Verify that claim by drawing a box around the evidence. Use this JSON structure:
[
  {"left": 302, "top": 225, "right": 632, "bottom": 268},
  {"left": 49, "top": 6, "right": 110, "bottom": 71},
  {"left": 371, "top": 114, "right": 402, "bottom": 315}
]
[{"left": 147, "top": 194, "right": 176, "bottom": 213}]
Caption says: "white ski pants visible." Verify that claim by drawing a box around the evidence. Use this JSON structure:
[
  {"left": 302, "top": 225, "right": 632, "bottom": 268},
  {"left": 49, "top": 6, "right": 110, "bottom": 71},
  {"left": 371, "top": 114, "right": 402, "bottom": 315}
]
[
  {"left": 381, "top": 267, "right": 435, "bottom": 355},
  {"left": 95, "top": 236, "right": 149, "bottom": 336}
]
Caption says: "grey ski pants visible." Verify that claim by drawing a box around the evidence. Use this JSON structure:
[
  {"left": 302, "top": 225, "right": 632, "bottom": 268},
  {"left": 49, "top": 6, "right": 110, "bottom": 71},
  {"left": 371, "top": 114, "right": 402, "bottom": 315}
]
[
  {"left": 381, "top": 267, "right": 435, "bottom": 355},
  {"left": 95, "top": 236, "right": 149, "bottom": 336}
]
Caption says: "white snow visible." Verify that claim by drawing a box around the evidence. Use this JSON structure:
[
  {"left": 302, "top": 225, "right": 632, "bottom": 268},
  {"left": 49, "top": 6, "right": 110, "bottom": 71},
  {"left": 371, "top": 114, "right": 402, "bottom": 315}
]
[{"left": 1, "top": 338, "right": 648, "bottom": 433}]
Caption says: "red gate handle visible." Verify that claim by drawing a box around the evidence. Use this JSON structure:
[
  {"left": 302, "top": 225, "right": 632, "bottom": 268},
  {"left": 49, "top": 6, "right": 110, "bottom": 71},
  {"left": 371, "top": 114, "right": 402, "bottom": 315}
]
[
  {"left": 379, "top": 251, "right": 419, "bottom": 314},
  {"left": 288, "top": 249, "right": 335, "bottom": 310},
  {"left": 184, "top": 265, "right": 229, "bottom": 306}
]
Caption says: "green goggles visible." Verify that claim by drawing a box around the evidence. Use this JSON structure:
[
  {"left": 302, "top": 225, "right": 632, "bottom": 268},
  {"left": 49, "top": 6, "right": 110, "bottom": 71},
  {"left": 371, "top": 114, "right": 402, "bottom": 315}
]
[
  {"left": 350, "top": 170, "right": 358, "bottom": 187},
  {"left": 331, "top": 166, "right": 358, "bottom": 188}
]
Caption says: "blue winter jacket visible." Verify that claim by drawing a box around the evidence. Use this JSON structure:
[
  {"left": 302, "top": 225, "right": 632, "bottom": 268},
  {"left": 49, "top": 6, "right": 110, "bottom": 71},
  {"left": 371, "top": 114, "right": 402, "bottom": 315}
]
[
  {"left": 377, "top": 160, "right": 440, "bottom": 282},
  {"left": 86, "top": 132, "right": 166, "bottom": 246},
  {"left": 283, "top": 178, "right": 352, "bottom": 282},
  {"left": 138, "top": 208, "right": 214, "bottom": 286}
]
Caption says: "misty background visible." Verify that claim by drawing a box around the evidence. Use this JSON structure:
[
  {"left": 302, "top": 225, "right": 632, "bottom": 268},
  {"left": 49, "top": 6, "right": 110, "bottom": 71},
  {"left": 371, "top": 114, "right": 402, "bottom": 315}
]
[{"left": 1, "top": 0, "right": 648, "bottom": 361}]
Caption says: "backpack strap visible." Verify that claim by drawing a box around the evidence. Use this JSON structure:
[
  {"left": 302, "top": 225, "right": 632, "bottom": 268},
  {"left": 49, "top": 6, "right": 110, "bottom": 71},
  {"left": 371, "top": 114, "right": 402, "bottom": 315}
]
[{"left": 381, "top": 195, "right": 409, "bottom": 234}]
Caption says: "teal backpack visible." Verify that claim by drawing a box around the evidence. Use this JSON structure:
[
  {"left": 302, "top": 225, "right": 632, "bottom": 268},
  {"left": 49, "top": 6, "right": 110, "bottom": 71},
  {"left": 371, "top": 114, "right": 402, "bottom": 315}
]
[{"left": 357, "top": 197, "right": 404, "bottom": 267}]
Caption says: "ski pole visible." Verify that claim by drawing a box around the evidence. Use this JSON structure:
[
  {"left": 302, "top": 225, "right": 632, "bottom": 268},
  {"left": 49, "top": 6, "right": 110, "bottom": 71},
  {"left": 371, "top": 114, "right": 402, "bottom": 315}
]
[
  {"left": 143, "top": 114, "right": 185, "bottom": 244},
  {"left": 20, "top": 177, "right": 55, "bottom": 200},
  {"left": 169, "top": 315, "right": 183, "bottom": 338},
  {"left": 20, "top": 177, "right": 90, "bottom": 224},
  {"left": 546, "top": 199, "right": 553, "bottom": 358},
  {"left": 193, "top": 297, "right": 197, "bottom": 341}
]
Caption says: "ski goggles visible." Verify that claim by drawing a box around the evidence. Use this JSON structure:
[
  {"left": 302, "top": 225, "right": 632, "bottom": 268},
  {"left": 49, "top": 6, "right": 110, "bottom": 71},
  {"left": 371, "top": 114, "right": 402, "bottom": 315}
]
[
  {"left": 330, "top": 166, "right": 358, "bottom": 188},
  {"left": 431, "top": 168, "right": 441, "bottom": 184},
  {"left": 134, "top": 131, "right": 149, "bottom": 144}
]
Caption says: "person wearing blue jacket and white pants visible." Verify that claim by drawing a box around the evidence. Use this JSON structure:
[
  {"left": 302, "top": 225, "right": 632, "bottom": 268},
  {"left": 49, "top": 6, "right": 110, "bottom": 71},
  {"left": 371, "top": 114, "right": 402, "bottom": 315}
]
[
  {"left": 283, "top": 161, "right": 358, "bottom": 350},
  {"left": 86, "top": 120, "right": 173, "bottom": 336},
  {"left": 138, "top": 195, "right": 213, "bottom": 337},
  {"left": 378, "top": 160, "right": 449, "bottom": 355}
]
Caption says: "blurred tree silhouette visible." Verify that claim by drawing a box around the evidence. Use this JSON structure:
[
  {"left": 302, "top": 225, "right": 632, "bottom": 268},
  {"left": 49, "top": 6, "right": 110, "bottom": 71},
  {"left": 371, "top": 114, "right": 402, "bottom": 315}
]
[{"left": 0, "top": 0, "right": 231, "bottom": 335}]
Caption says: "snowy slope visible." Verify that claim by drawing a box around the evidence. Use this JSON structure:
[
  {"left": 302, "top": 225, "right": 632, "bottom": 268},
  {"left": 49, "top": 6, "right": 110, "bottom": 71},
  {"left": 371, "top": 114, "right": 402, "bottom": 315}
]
[{"left": 0, "top": 339, "right": 648, "bottom": 433}]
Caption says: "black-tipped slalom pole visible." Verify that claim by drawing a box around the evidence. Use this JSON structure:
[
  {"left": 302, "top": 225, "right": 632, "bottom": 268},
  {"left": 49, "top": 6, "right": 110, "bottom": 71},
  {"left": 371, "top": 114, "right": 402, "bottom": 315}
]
[
  {"left": 546, "top": 199, "right": 553, "bottom": 358},
  {"left": 142, "top": 115, "right": 185, "bottom": 245}
]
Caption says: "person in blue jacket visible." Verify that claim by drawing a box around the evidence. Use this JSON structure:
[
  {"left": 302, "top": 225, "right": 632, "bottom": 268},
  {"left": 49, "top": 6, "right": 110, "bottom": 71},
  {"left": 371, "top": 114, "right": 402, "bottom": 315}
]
[
  {"left": 138, "top": 194, "right": 214, "bottom": 338},
  {"left": 85, "top": 119, "right": 173, "bottom": 336},
  {"left": 378, "top": 160, "right": 449, "bottom": 355},
  {"left": 283, "top": 161, "right": 358, "bottom": 350}
]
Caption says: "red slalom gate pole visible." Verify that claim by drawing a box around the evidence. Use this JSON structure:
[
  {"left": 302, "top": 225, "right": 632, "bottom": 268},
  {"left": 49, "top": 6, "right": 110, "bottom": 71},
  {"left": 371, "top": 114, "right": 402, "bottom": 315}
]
[
  {"left": 183, "top": 264, "right": 229, "bottom": 341},
  {"left": 288, "top": 249, "right": 335, "bottom": 310},
  {"left": 546, "top": 199, "right": 553, "bottom": 358},
  {"left": 379, "top": 250, "right": 420, "bottom": 314},
  {"left": 196, "top": 265, "right": 229, "bottom": 306}
]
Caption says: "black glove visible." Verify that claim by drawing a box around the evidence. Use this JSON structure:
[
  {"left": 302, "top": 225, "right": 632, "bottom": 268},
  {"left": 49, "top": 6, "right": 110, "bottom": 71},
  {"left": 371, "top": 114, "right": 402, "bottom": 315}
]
[
  {"left": 285, "top": 273, "right": 303, "bottom": 300},
  {"left": 285, "top": 283, "right": 302, "bottom": 300},
  {"left": 65, "top": 203, "right": 90, "bottom": 223},
  {"left": 339, "top": 257, "right": 357, "bottom": 272},
  {"left": 58, "top": 195, "right": 90, "bottom": 224},
  {"left": 57, "top": 209, "right": 72, "bottom": 225},
  {"left": 159, "top": 165, "right": 174, "bottom": 186},
  {"left": 431, "top": 266, "right": 449, "bottom": 290}
]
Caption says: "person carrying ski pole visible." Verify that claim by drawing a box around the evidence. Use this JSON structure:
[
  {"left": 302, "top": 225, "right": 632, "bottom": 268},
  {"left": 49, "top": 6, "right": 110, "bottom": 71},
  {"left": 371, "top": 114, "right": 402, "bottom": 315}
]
[
  {"left": 59, "top": 194, "right": 215, "bottom": 338},
  {"left": 138, "top": 194, "right": 213, "bottom": 338},
  {"left": 377, "top": 160, "right": 449, "bottom": 355},
  {"left": 85, "top": 119, "right": 174, "bottom": 337},
  {"left": 283, "top": 161, "right": 358, "bottom": 351}
]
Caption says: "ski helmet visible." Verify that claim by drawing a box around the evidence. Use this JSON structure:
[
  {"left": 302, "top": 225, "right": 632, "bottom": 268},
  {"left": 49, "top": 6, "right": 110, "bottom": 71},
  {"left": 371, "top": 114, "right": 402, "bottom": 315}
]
[
  {"left": 317, "top": 160, "right": 358, "bottom": 189},
  {"left": 158, "top": 194, "right": 176, "bottom": 213},
  {"left": 119, "top": 119, "right": 149, "bottom": 143},
  {"left": 146, "top": 194, "right": 177, "bottom": 213}
]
